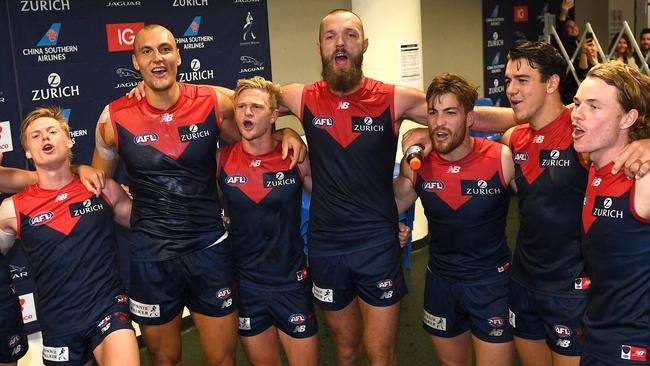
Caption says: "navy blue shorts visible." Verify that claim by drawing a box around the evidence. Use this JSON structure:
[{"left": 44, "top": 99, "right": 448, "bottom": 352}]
[
  {"left": 309, "top": 243, "right": 407, "bottom": 311},
  {"left": 129, "top": 240, "right": 237, "bottom": 325},
  {"left": 423, "top": 269, "right": 512, "bottom": 343},
  {"left": 238, "top": 283, "right": 317, "bottom": 338},
  {"left": 0, "top": 288, "right": 28, "bottom": 363},
  {"left": 580, "top": 348, "right": 646, "bottom": 366},
  {"left": 41, "top": 299, "right": 133, "bottom": 366},
  {"left": 508, "top": 279, "right": 585, "bottom": 356}
]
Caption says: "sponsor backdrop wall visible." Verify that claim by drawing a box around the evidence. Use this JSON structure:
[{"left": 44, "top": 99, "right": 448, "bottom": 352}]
[
  {"left": 2, "top": 0, "right": 271, "bottom": 334},
  {"left": 481, "top": 1, "right": 563, "bottom": 106}
]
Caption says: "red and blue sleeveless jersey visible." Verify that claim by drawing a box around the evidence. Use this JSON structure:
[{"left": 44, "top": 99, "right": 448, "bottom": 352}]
[
  {"left": 218, "top": 142, "right": 307, "bottom": 290},
  {"left": 414, "top": 138, "right": 511, "bottom": 282},
  {"left": 301, "top": 78, "right": 399, "bottom": 254},
  {"left": 109, "top": 83, "right": 226, "bottom": 261},
  {"left": 582, "top": 163, "right": 650, "bottom": 364},
  {"left": 0, "top": 261, "right": 13, "bottom": 307},
  {"left": 509, "top": 108, "right": 588, "bottom": 293},
  {"left": 12, "top": 177, "right": 124, "bottom": 337}
]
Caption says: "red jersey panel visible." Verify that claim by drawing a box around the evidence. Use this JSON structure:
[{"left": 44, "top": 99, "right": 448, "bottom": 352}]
[
  {"left": 509, "top": 108, "right": 588, "bottom": 293},
  {"left": 109, "top": 83, "right": 225, "bottom": 261},
  {"left": 581, "top": 163, "right": 650, "bottom": 364},
  {"left": 301, "top": 78, "right": 399, "bottom": 254},
  {"left": 218, "top": 142, "right": 307, "bottom": 290},
  {"left": 12, "top": 177, "right": 124, "bottom": 337},
  {"left": 414, "top": 138, "right": 511, "bottom": 282}
]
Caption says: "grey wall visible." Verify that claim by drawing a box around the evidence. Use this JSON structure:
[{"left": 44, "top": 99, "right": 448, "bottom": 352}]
[
  {"left": 268, "top": 0, "right": 351, "bottom": 132},
  {"left": 420, "top": 0, "right": 484, "bottom": 96}
]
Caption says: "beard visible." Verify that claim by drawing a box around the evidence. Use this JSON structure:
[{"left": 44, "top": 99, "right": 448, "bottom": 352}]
[
  {"left": 321, "top": 49, "right": 364, "bottom": 93},
  {"left": 430, "top": 127, "right": 466, "bottom": 154}
]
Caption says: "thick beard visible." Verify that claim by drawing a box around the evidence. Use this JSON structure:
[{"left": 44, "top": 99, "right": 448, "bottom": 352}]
[
  {"left": 431, "top": 127, "right": 466, "bottom": 154},
  {"left": 321, "top": 52, "right": 364, "bottom": 93}
]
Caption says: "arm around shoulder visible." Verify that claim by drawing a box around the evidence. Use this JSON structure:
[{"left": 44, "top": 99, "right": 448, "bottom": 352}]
[
  {"left": 92, "top": 105, "right": 119, "bottom": 178},
  {"left": 394, "top": 85, "right": 427, "bottom": 125},
  {"left": 394, "top": 157, "right": 419, "bottom": 214},
  {"left": 102, "top": 179, "right": 131, "bottom": 228},
  {"left": 216, "top": 90, "right": 240, "bottom": 144},
  {"left": 279, "top": 83, "right": 305, "bottom": 117},
  {"left": 500, "top": 144, "right": 516, "bottom": 191},
  {"left": 297, "top": 153, "right": 312, "bottom": 196},
  {"left": 634, "top": 173, "right": 650, "bottom": 220}
]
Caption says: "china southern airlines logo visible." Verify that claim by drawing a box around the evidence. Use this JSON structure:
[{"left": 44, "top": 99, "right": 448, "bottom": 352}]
[
  {"left": 184, "top": 16, "right": 201, "bottom": 36},
  {"left": 37, "top": 23, "right": 61, "bottom": 47}
]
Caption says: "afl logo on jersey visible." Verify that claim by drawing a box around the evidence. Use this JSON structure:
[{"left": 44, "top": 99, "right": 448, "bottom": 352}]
[
  {"left": 29, "top": 211, "right": 53, "bottom": 226},
  {"left": 289, "top": 314, "right": 306, "bottom": 324},
  {"left": 133, "top": 132, "right": 159, "bottom": 145},
  {"left": 312, "top": 116, "right": 334, "bottom": 129},
  {"left": 422, "top": 180, "right": 445, "bottom": 192},
  {"left": 225, "top": 174, "right": 248, "bottom": 186},
  {"left": 513, "top": 152, "right": 528, "bottom": 164}
]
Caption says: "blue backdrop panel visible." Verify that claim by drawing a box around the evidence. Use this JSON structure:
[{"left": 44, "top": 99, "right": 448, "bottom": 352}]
[
  {"left": 482, "top": 1, "right": 563, "bottom": 107},
  {"left": 2, "top": 0, "right": 271, "bottom": 334}
]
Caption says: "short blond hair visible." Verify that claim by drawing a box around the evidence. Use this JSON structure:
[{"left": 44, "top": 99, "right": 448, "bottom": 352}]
[
  {"left": 233, "top": 76, "right": 281, "bottom": 110},
  {"left": 587, "top": 61, "right": 650, "bottom": 141},
  {"left": 20, "top": 106, "right": 73, "bottom": 161}
]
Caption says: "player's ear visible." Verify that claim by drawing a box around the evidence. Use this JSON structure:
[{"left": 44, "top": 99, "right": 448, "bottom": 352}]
[
  {"left": 620, "top": 109, "right": 638, "bottom": 130},
  {"left": 270, "top": 109, "right": 279, "bottom": 125}
]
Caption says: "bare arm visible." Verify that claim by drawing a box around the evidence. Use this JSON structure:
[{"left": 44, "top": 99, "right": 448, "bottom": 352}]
[
  {"left": 472, "top": 106, "right": 518, "bottom": 133},
  {"left": 0, "top": 198, "right": 17, "bottom": 256},
  {"left": 279, "top": 83, "right": 305, "bottom": 117},
  {"left": 90, "top": 105, "right": 119, "bottom": 179},
  {"left": 500, "top": 144, "right": 517, "bottom": 192},
  {"left": 298, "top": 153, "right": 312, "bottom": 196},
  {"left": 634, "top": 172, "right": 650, "bottom": 219},
  {"left": 215, "top": 89, "right": 240, "bottom": 144},
  {"left": 102, "top": 179, "right": 132, "bottom": 228},
  {"left": 0, "top": 166, "right": 36, "bottom": 194},
  {"left": 394, "top": 157, "right": 419, "bottom": 214},
  {"left": 611, "top": 139, "right": 650, "bottom": 179},
  {"left": 394, "top": 86, "right": 428, "bottom": 126}
]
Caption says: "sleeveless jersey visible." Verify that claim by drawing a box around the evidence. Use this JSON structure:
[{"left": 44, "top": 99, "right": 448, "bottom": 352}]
[
  {"left": 414, "top": 138, "right": 511, "bottom": 282},
  {"left": 582, "top": 163, "right": 650, "bottom": 364},
  {"left": 218, "top": 142, "right": 307, "bottom": 290},
  {"left": 301, "top": 78, "right": 398, "bottom": 254},
  {"left": 0, "top": 261, "right": 13, "bottom": 308},
  {"left": 12, "top": 177, "right": 124, "bottom": 336},
  {"left": 109, "top": 83, "right": 226, "bottom": 261},
  {"left": 509, "top": 108, "right": 588, "bottom": 293}
]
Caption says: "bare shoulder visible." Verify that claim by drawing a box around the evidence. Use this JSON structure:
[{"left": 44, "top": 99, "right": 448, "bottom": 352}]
[
  {"left": 0, "top": 197, "right": 15, "bottom": 218},
  {"left": 0, "top": 197, "right": 17, "bottom": 233}
]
